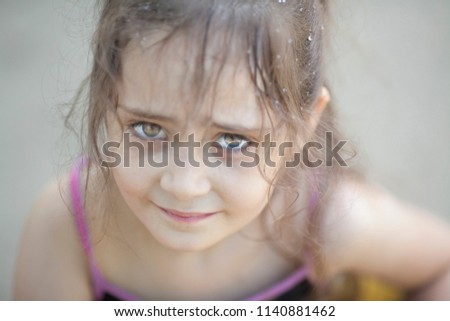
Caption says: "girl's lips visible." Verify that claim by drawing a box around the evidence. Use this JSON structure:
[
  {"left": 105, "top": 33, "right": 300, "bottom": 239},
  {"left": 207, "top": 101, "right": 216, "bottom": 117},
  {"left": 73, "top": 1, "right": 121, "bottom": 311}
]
[{"left": 158, "top": 207, "right": 216, "bottom": 223}]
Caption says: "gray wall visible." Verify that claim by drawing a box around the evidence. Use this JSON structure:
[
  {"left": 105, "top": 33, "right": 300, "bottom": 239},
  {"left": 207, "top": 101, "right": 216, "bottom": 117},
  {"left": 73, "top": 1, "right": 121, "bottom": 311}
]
[{"left": 1, "top": 1, "right": 449, "bottom": 300}]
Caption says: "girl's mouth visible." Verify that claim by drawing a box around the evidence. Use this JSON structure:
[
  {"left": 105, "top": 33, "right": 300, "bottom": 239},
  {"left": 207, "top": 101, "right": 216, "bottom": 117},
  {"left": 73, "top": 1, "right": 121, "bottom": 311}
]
[{"left": 158, "top": 206, "right": 216, "bottom": 223}]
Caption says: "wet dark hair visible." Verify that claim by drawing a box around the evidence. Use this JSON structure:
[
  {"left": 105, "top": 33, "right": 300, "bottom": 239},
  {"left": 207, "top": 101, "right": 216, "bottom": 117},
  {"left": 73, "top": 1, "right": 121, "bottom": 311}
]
[{"left": 66, "top": 0, "right": 354, "bottom": 295}]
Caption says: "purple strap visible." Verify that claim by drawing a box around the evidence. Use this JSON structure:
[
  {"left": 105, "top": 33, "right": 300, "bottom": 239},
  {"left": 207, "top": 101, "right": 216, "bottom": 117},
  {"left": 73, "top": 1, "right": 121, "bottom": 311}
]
[
  {"left": 69, "top": 157, "right": 140, "bottom": 300},
  {"left": 246, "top": 180, "right": 319, "bottom": 301},
  {"left": 245, "top": 266, "right": 309, "bottom": 301}
]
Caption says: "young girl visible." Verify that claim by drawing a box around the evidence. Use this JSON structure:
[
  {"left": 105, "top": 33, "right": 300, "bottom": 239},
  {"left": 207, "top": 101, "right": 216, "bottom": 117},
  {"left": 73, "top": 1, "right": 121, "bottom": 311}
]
[{"left": 14, "top": 0, "right": 450, "bottom": 300}]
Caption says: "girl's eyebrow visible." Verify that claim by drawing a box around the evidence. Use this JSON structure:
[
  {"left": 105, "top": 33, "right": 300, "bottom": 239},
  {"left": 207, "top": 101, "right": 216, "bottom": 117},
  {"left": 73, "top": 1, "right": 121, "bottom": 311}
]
[
  {"left": 118, "top": 104, "right": 177, "bottom": 123},
  {"left": 212, "top": 122, "right": 268, "bottom": 134},
  {"left": 118, "top": 104, "right": 269, "bottom": 133}
]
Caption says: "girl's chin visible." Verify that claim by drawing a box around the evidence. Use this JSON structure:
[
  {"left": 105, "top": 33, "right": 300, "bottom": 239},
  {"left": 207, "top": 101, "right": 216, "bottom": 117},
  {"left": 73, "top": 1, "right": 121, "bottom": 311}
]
[
  {"left": 145, "top": 224, "right": 223, "bottom": 252},
  {"left": 153, "top": 235, "right": 219, "bottom": 252}
]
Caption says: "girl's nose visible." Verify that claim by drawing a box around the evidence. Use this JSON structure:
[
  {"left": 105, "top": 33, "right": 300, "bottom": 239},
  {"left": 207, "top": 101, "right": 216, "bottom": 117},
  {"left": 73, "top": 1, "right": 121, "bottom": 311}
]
[{"left": 160, "top": 160, "right": 212, "bottom": 202}]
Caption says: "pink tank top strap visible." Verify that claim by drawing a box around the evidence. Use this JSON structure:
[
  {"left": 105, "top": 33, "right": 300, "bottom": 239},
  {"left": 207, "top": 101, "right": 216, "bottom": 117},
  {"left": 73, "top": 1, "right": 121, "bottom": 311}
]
[
  {"left": 246, "top": 181, "right": 319, "bottom": 300},
  {"left": 69, "top": 156, "right": 109, "bottom": 300},
  {"left": 245, "top": 265, "right": 309, "bottom": 300}
]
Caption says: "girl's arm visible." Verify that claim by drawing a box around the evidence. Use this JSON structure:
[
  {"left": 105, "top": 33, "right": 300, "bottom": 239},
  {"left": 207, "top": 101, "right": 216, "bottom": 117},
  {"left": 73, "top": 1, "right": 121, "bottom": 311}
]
[
  {"left": 14, "top": 179, "right": 93, "bottom": 300},
  {"left": 320, "top": 176, "right": 450, "bottom": 299}
]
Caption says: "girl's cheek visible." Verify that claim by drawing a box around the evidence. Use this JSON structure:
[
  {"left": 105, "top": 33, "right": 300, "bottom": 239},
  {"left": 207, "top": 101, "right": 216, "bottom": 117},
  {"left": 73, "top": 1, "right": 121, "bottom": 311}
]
[
  {"left": 112, "top": 166, "right": 152, "bottom": 200},
  {"left": 218, "top": 166, "right": 272, "bottom": 205}
]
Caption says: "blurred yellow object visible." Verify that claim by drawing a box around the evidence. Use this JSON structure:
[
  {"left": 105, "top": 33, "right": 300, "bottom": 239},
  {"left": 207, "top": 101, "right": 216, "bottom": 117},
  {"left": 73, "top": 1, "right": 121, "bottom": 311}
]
[
  {"left": 318, "top": 273, "right": 405, "bottom": 301},
  {"left": 356, "top": 276, "right": 404, "bottom": 301}
]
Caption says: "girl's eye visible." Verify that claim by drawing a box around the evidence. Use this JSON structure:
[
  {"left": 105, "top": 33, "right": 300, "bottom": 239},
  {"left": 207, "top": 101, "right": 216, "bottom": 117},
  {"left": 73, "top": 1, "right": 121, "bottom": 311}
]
[
  {"left": 216, "top": 133, "right": 252, "bottom": 151},
  {"left": 131, "top": 122, "right": 167, "bottom": 140}
]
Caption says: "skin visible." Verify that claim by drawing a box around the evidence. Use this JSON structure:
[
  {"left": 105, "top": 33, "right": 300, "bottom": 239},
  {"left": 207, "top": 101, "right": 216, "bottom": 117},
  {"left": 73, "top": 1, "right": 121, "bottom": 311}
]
[
  {"left": 320, "top": 178, "right": 450, "bottom": 298},
  {"left": 13, "top": 37, "right": 450, "bottom": 300}
]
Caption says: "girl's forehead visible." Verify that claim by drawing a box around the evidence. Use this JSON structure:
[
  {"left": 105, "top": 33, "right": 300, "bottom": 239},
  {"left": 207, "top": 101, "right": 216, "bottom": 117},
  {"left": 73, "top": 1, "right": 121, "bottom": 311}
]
[{"left": 118, "top": 35, "right": 279, "bottom": 132}]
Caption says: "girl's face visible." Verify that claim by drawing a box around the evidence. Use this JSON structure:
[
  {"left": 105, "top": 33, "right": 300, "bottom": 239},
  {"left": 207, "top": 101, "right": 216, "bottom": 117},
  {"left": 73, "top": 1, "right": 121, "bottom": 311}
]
[{"left": 107, "top": 37, "right": 286, "bottom": 251}]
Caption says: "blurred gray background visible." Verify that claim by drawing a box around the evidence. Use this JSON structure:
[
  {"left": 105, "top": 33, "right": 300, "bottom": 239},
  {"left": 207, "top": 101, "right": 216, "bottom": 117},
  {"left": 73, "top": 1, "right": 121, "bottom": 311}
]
[{"left": 1, "top": 1, "right": 449, "bottom": 300}]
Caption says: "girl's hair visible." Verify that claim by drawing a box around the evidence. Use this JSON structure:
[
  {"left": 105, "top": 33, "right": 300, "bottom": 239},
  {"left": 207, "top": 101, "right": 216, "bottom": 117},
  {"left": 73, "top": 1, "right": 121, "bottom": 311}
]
[{"left": 66, "top": 0, "right": 353, "bottom": 293}]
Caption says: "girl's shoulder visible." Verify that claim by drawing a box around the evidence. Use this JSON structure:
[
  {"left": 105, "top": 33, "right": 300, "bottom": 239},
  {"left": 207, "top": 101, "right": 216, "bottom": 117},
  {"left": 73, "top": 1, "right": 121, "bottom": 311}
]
[
  {"left": 14, "top": 175, "right": 93, "bottom": 300},
  {"left": 319, "top": 173, "right": 450, "bottom": 292}
]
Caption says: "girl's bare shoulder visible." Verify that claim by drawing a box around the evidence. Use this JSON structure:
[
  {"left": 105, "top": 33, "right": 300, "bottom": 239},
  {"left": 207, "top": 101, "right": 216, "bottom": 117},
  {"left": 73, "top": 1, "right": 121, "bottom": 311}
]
[
  {"left": 320, "top": 172, "right": 450, "bottom": 290},
  {"left": 14, "top": 175, "right": 93, "bottom": 300}
]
